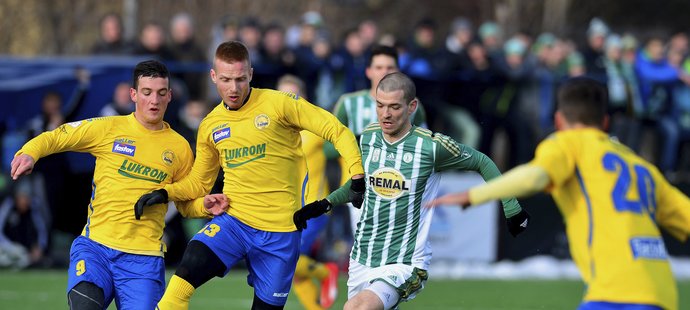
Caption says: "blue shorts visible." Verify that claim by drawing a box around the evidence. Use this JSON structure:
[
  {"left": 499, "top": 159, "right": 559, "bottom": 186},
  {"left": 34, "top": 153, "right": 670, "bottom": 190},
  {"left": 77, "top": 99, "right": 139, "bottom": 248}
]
[
  {"left": 66, "top": 236, "right": 165, "bottom": 310},
  {"left": 300, "top": 214, "right": 329, "bottom": 254},
  {"left": 192, "top": 213, "right": 301, "bottom": 306},
  {"left": 578, "top": 301, "right": 663, "bottom": 310}
]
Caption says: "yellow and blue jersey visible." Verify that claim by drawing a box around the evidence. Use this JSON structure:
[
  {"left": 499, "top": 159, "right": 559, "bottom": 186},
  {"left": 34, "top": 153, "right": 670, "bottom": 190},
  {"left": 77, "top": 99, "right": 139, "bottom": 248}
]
[
  {"left": 531, "top": 128, "right": 690, "bottom": 310},
  {"left": 17, "top": 114, "right": 205, "bottom": 257},
  {"left": 165, "top": 88, "right": 364, "bottom": 232}
]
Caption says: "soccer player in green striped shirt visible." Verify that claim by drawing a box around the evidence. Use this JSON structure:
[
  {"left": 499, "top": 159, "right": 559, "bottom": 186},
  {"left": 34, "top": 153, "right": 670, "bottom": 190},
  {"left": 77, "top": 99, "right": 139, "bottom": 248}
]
[
  {"left": 331, "top": 44, "right": 428, "bottom": 233},
  {"left": 298, "top": 72, "right": 530, "bottom": 309}
]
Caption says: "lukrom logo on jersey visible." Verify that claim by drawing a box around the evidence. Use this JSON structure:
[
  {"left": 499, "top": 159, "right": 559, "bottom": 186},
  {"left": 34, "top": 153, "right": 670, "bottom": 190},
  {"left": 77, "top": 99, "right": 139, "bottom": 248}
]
[
  {"left": 369, "top": 167, "right": 410, "bottom": 200},
  {"left": 117, "top": 159, "right": 168, "bottom": 183},
  {"left": 223, "top": 143, "right": 267, "bottom": 168}
]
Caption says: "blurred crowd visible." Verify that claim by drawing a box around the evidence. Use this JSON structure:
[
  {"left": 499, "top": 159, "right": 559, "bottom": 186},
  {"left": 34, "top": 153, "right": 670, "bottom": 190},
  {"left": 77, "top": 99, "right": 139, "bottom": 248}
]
[{"left": 3, "top": 10, "right": 690, "bottom": 269}]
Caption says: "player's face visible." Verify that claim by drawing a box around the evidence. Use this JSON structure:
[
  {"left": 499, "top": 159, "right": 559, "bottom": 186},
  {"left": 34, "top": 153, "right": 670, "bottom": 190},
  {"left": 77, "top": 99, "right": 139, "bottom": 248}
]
[
  {"left": 376, "top": 89, "right": 416, "bottom": 139},
  {"left": 366, "top": 54, "right": 398, "bottom": 90},
  {"left": 131, "top": 76, "right": 170, "bottom": 128},
  {"left": 211, "top": 58, "right": 253, "bottom": 110}
]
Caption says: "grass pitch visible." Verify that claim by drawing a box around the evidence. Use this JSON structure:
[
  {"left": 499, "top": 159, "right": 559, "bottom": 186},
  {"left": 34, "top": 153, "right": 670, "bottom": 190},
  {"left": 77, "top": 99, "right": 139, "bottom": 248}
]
[{"left": 0, "top": 269, "right": 687, "bottom": 309}]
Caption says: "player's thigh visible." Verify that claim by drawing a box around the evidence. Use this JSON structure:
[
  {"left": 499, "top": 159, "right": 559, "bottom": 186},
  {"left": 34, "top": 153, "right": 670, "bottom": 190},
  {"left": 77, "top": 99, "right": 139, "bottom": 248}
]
[
  {"left": 299, "top": 214, "right": 329, "bottom": 254},
  {"left": 66, "top": 236, "right": 115, "bottom": 305},
  {"left": 189, "top": 214, "right": 248, "bottom": 274},
  {"left": 111, "top": 254, "right": 165, "bottom": 310},
  {"left": 345, "top": 282, "right": 396, "bottom": 310},
  {"left": 246, "top": 230, "right": 301, "bottom": 306}
]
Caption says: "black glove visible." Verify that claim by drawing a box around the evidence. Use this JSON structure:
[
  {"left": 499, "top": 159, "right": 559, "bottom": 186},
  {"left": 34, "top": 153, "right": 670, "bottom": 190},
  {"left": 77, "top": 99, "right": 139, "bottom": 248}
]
[
  {"left": 506, "top": 209, "right": 530, "bottom": 237},
  {"left": 348, "top": 177, "right": 365, "bottom": 209},
  {"left": 293, "top": 199, "right": 332, "bottom": 230},
  {"left": 134, "top": 189, "right": 168, "bottom": 220}
]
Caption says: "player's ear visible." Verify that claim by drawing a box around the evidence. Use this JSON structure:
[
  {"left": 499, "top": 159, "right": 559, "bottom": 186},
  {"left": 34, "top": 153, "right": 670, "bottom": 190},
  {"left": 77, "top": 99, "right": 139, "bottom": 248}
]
[
  {"left": 210, "top": 68, "right": 217, "bottom": 83},
  {"left": 408, "top": 98, "right": 418, "bottom": 115},
  {"left": 248, "top": 67, "right": 254, "bottom": 82}
]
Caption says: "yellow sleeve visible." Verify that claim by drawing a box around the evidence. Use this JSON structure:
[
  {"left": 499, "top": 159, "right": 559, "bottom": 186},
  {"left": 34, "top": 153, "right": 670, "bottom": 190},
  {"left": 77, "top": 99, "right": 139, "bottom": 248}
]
[
  {"left": 174, "top": 198, "right": 212, "bottom": 219},
  {"left": 655, "top": 174, "right": 690, "bottom": 242},
  {"left": 529, "top": 134, "right": 576, "bottom": 189},
  {"left": 469, "top": 164, "right": 551, "bottom": 205},
  {"left": 16, "top": 118, "right": 106, "bottom": 160},
  {"left": 288, "top": 98, "right": 364, "bottom": 177},
  {"left": 164, "top": 119, "right": 220, "bottom": 201}
]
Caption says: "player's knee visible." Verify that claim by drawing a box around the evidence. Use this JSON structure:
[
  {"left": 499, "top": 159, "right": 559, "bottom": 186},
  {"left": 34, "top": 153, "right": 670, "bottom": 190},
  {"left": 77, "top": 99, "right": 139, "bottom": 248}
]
[
  {"left": 175, "top": 240, "right": 225, "bottom": 288},
  {"left": 251, "top": 294, "right": 284, "bottom": 310},
  {"left": 68, "top": 281, "right": 104, "bottom": 310}
]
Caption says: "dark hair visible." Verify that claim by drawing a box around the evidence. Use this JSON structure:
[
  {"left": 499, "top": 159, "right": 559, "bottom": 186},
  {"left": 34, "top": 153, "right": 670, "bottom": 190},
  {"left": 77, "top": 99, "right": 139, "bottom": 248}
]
[
  {"left": 215, "top": 40, "right": 250, "bottom": 65},
  {"left": 377, "top": 72, "right": 416, "bottom": 104},
  {"left": 366, "top": 44, "right": 399, "bottom": 68},
  {"left": 557, "top": 77, "right": 608, "bottom": 126},
  {"left": 132, "top": 60, "right": 170, "bottom": 89}
]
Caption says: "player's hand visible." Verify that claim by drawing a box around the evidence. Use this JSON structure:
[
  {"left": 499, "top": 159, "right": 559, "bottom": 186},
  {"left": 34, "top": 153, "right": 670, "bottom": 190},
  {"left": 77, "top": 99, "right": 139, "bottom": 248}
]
[
  {"left": 134, "top": 189, "right": 168, "bottom": 220},
  {"left": 204, "top": 194, "right": 229, "bottom": 216},
  {"left": 10, "top": 154, "right": 36, "bottom": 180},
  {"left": 293, "top": 199, "right": 332, "bottom": 231},
  {"left": 348, "top": 175, "right": 365, "bottom": 209},
  {"left": 506, "top": 209, "right": 531, "bottom": 237},
  {"left": 425, "top": 192, "right": 471, "bottom": 209}
]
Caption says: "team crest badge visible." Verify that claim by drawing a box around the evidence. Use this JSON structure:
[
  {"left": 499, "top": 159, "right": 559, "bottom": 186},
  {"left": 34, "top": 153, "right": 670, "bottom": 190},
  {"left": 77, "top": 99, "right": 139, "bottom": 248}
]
[
  {"left": 162, "top": 150, "right": 175, "bottom": 166},
  {"left": 403, "top": 153, "right": 413, "bottom": 163},
  {"left": 255, "top": 114, "right": 270, "bottom": 130}
]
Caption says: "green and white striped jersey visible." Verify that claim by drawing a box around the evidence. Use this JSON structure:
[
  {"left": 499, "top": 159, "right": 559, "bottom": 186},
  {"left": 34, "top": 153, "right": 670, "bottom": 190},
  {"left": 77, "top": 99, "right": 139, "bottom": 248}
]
[
  {"left": 351, "top": 124, "right": 520, "bottom": 269},
  {"left": 333, "top": 90, "right": 427, "bottom": 136}
]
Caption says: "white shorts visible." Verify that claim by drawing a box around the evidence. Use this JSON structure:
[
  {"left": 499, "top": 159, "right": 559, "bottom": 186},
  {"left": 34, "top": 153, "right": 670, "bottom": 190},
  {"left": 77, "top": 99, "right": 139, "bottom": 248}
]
[{"left": 347, "top": 259, "right": 428, "bottom": 308}]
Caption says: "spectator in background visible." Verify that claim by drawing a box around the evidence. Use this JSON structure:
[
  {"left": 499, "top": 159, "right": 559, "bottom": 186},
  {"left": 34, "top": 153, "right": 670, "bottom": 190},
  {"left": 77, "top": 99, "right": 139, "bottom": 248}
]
[
  {"left": 358, "top": 19, "right": 379, "bottom": 52},
  {"left": 293, "top": 12, "right": 329, "bottom": 102},
  {"left": 169, "top": 12, "right": 208, "bottom": 101},
  {"left": 0, "top": 179, "right": 48, "bottom": 269},
  {"left": 603, "top": 34, "right": 644, "bottom": 151},
  {"left": 581, "top": 17, "right": 609, "bottom": 82},
  {"left": 478, "top": 21, "right": 503, "bottom": 58},
  {"left": 91, "top": 13, "right": 133, "bottom": 55},
  {"left": 133, "top": 21, "right": 175, "bottom": 61},
  {"left": 494, "top": 36, "right": 540, "bottom": 167},
  {"left": 286, "top": 11, "right": 327, "bottom": 49},
  {"left": 238, "top": 17, "right": 262, "bottom": 64},
  {"left": 175, "top": 100, "right": 208, "bottom": 154},
  {"left": 330, "top": 28, "right": 369, "bottom": 94},
  {"left": 99, "top": 81, "right": 135, "bottom": 117},
  {"left": 209, "top": 15, "right": 240, "bottom": 61},
  {"left": 444, "top": 17, "right": 473, "bottom": 56},
  {"left": 404, "top": 17, "right": 449, "bottom": 132},
  {"left": 635, "top": 36, "right": 680, "bottom": 174},
  {"left": 28, "top": 67, "right": 89, "bottom": 138},
  {"left": 254, "top": 22, "right": 295, "bottom": 89}
]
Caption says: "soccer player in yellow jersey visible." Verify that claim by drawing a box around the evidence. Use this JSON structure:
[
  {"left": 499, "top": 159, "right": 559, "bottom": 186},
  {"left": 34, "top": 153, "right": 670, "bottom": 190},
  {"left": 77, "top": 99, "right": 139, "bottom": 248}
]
[
  {"left": 139, "top": 41, "right": 365, "bottom": 310},
  {"left": 10, "top": 60, "right": 228, "bottom": 310},
  {"left": 277, "top": 74, "right": 339, "bottom": 310},
  {"left": 427, "top": 77, "right": 690, "bottom": 310}
]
